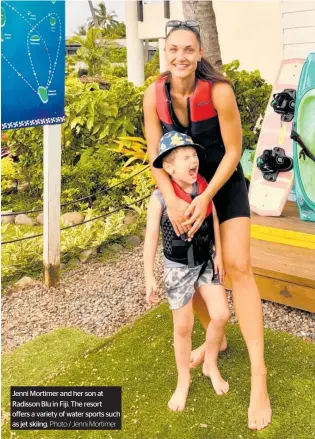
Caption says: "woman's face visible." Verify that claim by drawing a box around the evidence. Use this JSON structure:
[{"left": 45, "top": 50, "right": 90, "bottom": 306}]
[{"left": 165, "top": 29, "right": 202, "bottom": 79}]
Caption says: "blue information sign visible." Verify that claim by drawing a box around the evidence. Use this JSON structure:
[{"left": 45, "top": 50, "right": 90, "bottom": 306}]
[{"left": 1, "top": 0, "right": 65, "bottom": 130}]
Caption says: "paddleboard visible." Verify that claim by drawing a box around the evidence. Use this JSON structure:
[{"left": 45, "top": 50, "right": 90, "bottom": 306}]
[
  {"left": 293, "top": 53, "right": 315, "bottom": 222},
  {"left": 249, "top": 59, "right": 304, "bottom": 216}
]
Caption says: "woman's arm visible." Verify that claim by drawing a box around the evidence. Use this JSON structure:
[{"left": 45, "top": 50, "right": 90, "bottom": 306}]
[
  {"left": 184, "top": 82, "right": 243, "bottom": 237},
  {"left": 143, "top": 83, "right": 190, "bottom": 236}
]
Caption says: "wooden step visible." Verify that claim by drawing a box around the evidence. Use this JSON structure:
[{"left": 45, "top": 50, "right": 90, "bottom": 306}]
[
  {"left": 251, "top": 201, "right": 315, "bottom": 234},
  {"left": 251, "top": 238, "right": 315, "bottom": 312},
  {"left": 225, "top": 202, "right": 315, "bottom": 313},
  {"left": 225, "top": 239, "right": 315, "bottom": 312}
]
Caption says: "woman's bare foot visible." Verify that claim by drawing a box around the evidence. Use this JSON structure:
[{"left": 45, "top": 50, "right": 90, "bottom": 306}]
[
  {"left": 189, "top": 335, "right": 228, "bottom": 368},
  {"left": 248, "top": 371, "right": 272, "bottom": 430},
  {"left": 203, "top": 363, "right": 229, "bottom": 395},
  {"left": 168, "top": 378, "right": 190, "bottom": 412}
]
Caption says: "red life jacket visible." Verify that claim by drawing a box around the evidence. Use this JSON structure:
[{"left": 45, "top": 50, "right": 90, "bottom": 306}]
[
  {"left": 155, "top": 75, "right": 218, "bottom": 136},
  {"left": 171, "top": 173, "right": 212, "bottom": 217}
]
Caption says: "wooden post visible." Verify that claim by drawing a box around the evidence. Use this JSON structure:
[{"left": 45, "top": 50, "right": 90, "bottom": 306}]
[{"left": 43, "top": 124, "right": 61, "bottom": 287}]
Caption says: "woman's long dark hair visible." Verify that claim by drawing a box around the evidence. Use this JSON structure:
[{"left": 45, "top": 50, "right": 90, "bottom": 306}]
[{"left": 158, "top": 26, "right": 231, "bottom": 86}]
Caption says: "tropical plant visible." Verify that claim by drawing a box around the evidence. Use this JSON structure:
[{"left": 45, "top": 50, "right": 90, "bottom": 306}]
[
  {"left": 88, "top": 1, "right": 119, "bottom": 30},
  {"left": 68, "top": 28, "right": 109, "bottom": 76},
  {"left": 102, "top": 21, "right": 126, "bottom": 39},
  {"left": 223, "top": 60, "right": 272, "bottom": 149},
  {"left": 145, "top": 51, "right": 160, "bottom": 79},
  {"left": 106, "top": 45, "right": 126, "bottom": 63},
  {"left": 108, "top": 134, "right": 148, "bottom": 170},
  {"left": 75, "top": 25, "right": 87, "bottom": 36}
]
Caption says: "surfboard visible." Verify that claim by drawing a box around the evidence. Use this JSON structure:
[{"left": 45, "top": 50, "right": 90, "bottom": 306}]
[
  {"left": 293, "top": 53, "right": 315, "bottom": 222},
  {"left": 249, "top": 59, "right": 304, "bottom": 216}
]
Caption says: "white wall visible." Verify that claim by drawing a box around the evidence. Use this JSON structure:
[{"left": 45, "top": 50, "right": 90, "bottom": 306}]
[
  {"left": 280, "top": 1, "right": 315, "bottom": 59},
  {"left": 213, "top": 1, "right": 282, "bottom": 84}
]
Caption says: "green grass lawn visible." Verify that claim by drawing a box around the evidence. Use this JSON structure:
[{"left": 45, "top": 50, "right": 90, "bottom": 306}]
[{"left": 2, "top": 304, "right": 315, "bottom": 439}]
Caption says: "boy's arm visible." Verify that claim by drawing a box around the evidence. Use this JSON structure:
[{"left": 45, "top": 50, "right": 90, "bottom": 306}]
[{"left": 144, "top": 194, "right": 162, "bottom": 282}]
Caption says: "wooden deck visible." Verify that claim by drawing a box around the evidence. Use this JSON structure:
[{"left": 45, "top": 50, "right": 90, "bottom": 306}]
[{"left": 226, "top": 202, "right": 315, "bottom": 313}]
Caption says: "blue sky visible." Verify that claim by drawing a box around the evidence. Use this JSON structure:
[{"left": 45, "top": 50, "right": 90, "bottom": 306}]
[{"left": 66, "top": 0, "right": 125, "bottom": 36}]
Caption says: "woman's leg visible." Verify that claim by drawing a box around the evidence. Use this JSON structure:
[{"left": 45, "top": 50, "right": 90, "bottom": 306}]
[
  {"left": 168, "top": 299, "right": 194, "bottom": 411},
  {"left": 198, "top": 284, "right": 230, "bottom": 395},
  {"left": 190, "top": 290, "right": 228, "bottom": 368},
  {"left": 220, "top": 217, "right": 272, "bottom": 431}
]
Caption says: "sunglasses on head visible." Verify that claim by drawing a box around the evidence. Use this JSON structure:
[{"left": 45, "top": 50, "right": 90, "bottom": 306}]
[{"left": 165, "top": 20, "right": 200, "bottom": 37}]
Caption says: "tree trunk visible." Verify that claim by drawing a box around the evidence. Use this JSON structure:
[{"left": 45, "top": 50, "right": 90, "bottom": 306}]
[
  {"left": 144, "top": 39, "right": 149, "bottom": 62},
  {"left": 88, "top": 0, "right": 103, "bottom": 46},
  {"left": 88, "top": 0, "right": 99, "bottom": 28},
  {"left": 182, "top": 0, "right": 222, "bottom": 70}
]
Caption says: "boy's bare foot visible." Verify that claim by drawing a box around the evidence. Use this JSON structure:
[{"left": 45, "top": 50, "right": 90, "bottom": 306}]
[
  {"left": 203, "top": 364, "right": 229, "bottom": 395},
  {"left": 168, "top": 380, "right": 190, "bottom": 412},
  {"left": 248, "top": 371, "right": 272, "bottom": 430},
  {"left": 189, "top": 336, "right": 228, "bottom": 368}
]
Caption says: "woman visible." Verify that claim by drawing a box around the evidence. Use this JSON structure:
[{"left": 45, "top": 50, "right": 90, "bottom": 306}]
[{"left": 143, "top": 20, "right": 272, "bottom": 431}]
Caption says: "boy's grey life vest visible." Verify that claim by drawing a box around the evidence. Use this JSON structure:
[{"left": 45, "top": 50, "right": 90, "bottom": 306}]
[{"left": 161, "top": 175, "right": 214, "bottom": 268}]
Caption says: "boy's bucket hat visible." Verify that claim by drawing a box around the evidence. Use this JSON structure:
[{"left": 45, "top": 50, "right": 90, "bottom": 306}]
[{"left": 152, "top": 130, "right": 205, "bottom": 168}]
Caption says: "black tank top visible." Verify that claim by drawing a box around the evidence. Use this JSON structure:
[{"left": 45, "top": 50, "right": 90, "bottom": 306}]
[{"left": 165, "top": 82, "right": 226, "bottom": 180}]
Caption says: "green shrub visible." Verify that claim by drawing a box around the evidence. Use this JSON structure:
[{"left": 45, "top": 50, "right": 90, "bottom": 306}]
[
  {"left": 222, "top": 60, "right": 272, "bottom": 149},
  {"left": 145, "top": 51, "right": 160, "bottom": 79},
  {"left": 2, "top": 76, "right": 145, "bottom": 212},
  {"left": 107, "top": 46, "right": 126, "bottom": 63}
]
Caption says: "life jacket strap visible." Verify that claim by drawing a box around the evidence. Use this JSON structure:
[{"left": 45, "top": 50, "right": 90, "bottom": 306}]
[{"left": 172, "top": 240, "right": 195, "bottom": 267}]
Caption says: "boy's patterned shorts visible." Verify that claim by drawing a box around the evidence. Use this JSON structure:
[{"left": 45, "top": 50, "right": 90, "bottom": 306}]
[{"left": 163, "top": 258, "right": 221, "bottom": 310}]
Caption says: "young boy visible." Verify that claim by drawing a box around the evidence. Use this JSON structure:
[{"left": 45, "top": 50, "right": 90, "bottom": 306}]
[{"left": 144, "top": 131, "right": 231, "bottom": 412}]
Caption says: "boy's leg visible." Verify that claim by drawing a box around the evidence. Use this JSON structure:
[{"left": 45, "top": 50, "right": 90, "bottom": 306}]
[
  {"left": 169, "top": 299, "right": 194, "bottom": 411},
  {"left": 198, "top": 284, "right": 231, "bottom": 395},
  {"left": 190, "top": 290, "right": 228, "bottom": 368}
]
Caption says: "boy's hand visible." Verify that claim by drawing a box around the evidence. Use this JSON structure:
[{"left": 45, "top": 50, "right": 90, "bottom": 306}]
[
  {"left": 145, "top": 276, "right": 159, "bottom": 306},
  {"left": 214, "top": 254, "right": 225, "bottom": 284}
]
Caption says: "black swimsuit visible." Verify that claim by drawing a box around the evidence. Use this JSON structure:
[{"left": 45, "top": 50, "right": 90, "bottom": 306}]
[{"left": 164, "top": 82, "right": 250, "bottom": 224}]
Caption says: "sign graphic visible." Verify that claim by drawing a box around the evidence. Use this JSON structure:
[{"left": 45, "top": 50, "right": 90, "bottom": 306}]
[{"left": 1, "top": 0, "right": 65, "bottom": 130}]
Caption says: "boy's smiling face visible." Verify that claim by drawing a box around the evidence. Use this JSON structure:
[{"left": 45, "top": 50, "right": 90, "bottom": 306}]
[{"left": 163, "top": 146, "right": 199, "bottom": 185}]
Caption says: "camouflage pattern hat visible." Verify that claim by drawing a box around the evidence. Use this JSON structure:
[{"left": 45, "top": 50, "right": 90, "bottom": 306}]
[{"left": 153, "top": 130, "right": 205, "bottom": 168}]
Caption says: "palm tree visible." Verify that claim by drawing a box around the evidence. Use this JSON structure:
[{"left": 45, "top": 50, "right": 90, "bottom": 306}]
[
  {"left": 68, "top": 28, "right": 109, "bottom": 76},
  {"left": 182, "top": 0, "right": 222, "bottom": 70},
  {"left": 75, "top": 25, "right": 87, "bottom": 36},
  {"left": 88, "top": 1, "right": 119, "bottom": 30},
  {"left": 88, "top": 0, "right": 100, "bottom": 28}
]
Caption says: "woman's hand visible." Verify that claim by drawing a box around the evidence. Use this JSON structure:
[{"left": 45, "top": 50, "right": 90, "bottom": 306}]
[
  {"left": 182, "top": 192, "right": 212, "bottom": 239},
  {"left": 166, "top": 198, "right": 192, "bottom": 237}
]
